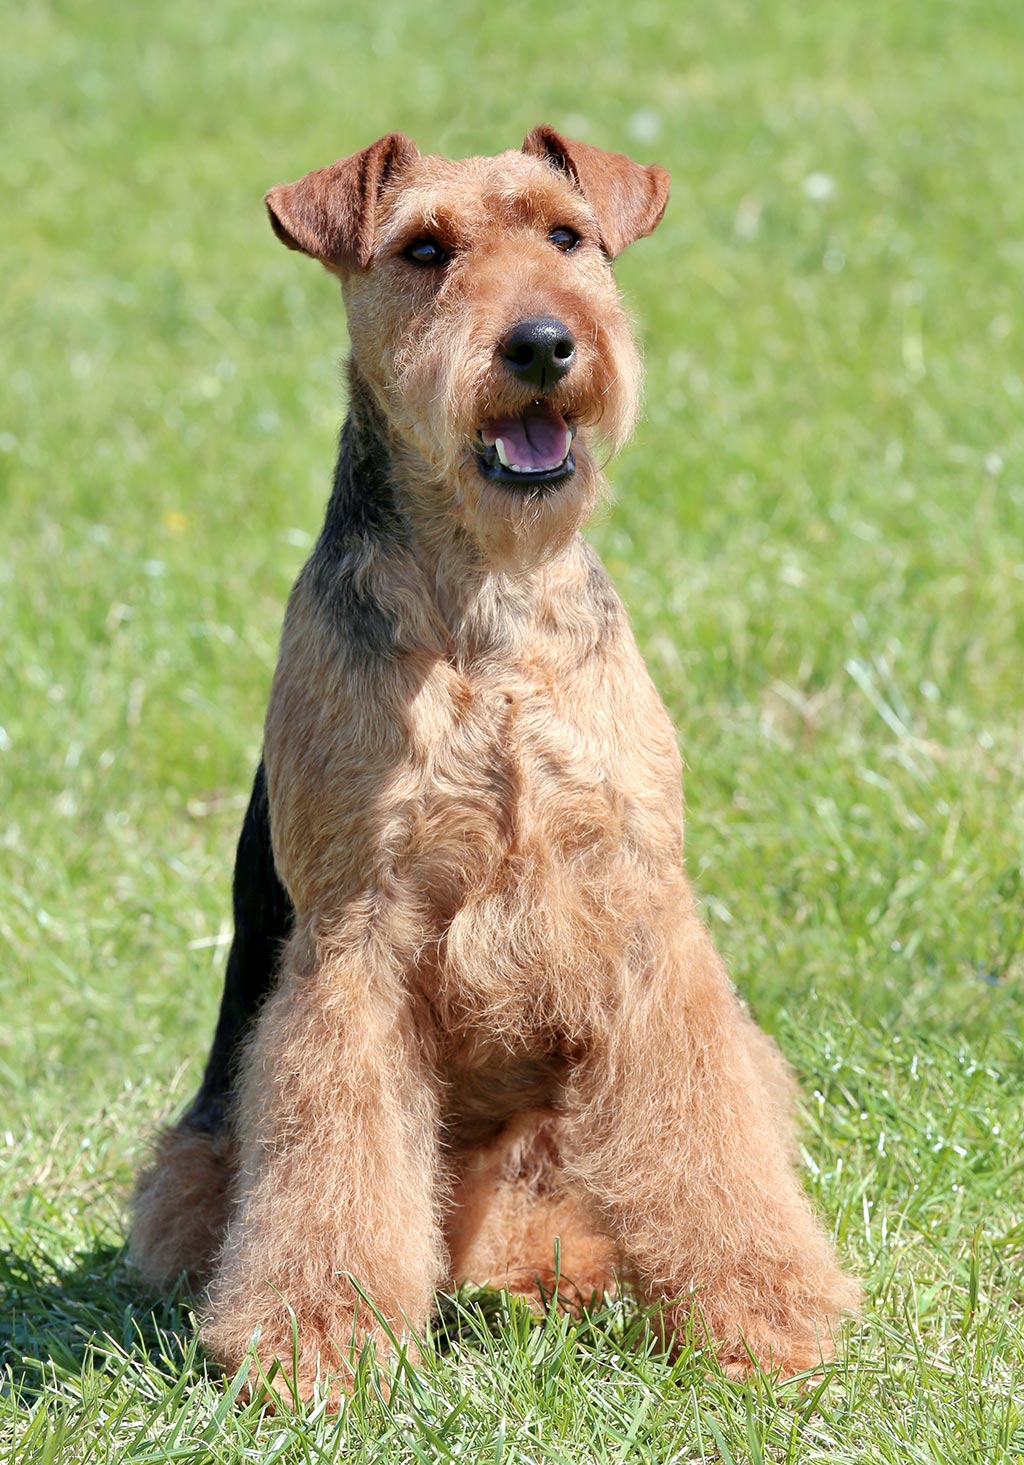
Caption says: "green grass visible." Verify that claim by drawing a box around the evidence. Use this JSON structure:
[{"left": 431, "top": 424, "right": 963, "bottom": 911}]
[{"left": 2, "top": 0, "right": 1023, "bottom": 1458}]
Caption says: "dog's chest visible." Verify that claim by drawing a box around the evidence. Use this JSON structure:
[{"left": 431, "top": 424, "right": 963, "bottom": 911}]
[
  {"left": 396, "top": 647, "right": 680, "bottom": 1028},
  {"left": 405, "top": 655, "right": 632, "bottom": 878},
  {"left": 267, "top": 569, "right": 684, "bottom": 997}
]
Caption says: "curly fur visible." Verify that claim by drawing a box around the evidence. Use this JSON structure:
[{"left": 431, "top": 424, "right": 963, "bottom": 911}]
[{"left": 130, "top": 128, "right": 860, "bottom": 1403}]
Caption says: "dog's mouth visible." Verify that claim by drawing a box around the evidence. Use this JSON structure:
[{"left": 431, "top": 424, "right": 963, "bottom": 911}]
[{"left": 473, "top": 402, "right": 576, "bottom": 488}]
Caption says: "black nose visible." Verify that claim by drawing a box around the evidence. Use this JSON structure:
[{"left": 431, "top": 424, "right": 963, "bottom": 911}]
[{"left": 500, "top": 316, "right": 576, "bottom": 390}]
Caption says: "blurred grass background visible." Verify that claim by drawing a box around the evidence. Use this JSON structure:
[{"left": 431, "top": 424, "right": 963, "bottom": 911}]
[{"left": 2, "top": 0, "right": 1023, "bottom": 1459}]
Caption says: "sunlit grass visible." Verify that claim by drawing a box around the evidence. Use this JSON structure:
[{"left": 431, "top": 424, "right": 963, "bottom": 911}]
[{"left": 2, "top": 0, "right": 1023, "bottom": 1458}]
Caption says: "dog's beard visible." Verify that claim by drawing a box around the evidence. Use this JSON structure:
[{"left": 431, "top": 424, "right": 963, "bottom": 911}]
[
  {"left": 387, "top": 301, "right": 641, "bottom": 569},
  {"left": 455, "top": 440, "right": 602, "bottom": 571}
]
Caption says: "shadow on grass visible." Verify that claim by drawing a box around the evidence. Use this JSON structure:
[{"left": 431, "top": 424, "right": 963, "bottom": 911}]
[
  {"left": 1, "top": 1234, "right": 708, "bottom": 1421},
  {"left": 0, "top": 1234, "right": 640, "bottom": 1387},
  {"left": 0, "top": 1238, "right": 207, "bottom": 1402},
  {"left": 431, "top": 1280, "right": 662, "bottom": 1366}
]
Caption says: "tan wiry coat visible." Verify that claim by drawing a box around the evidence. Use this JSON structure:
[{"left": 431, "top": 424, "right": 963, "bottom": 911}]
[{"left": 131, "top": 128, "right": 860, "bottom": 1402}]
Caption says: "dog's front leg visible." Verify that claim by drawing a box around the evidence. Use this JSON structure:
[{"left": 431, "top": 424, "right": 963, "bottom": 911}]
[
  {"left": 563, "top": 877, "right": 860, "bottom": 1378},
  {"left": 201, "top": 916, "right": 444, "bottom": 1402}
]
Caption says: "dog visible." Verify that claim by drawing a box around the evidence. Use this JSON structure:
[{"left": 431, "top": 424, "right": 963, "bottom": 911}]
[{"left": 131, "top": 126, "right": 860, "bottom": 1400}]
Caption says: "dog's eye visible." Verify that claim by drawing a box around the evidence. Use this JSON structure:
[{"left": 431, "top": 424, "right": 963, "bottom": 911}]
[
  {"left": 549, "top": 227, "right": 580, "bottom": 253},
  {"left": 404, "top": 237, "right": 449, "bottom": 267}
]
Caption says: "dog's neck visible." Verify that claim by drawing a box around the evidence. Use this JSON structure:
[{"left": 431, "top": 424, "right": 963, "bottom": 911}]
[{"left": 320, "top": 367, "right": 406, "bottom": 548}]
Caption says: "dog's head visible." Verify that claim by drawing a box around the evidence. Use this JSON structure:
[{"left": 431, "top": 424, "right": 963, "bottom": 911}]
[{"left": 266, "top": 129, "right": 669, "bottom": 569}]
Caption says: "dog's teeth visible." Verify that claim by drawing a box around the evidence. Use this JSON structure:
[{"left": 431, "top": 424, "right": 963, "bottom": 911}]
[
  {"left": 495, "top": 437, "right": 512, "bottom": 469},
  {"left": 561, "top": 427, "right": 572, "bottom": 460}
]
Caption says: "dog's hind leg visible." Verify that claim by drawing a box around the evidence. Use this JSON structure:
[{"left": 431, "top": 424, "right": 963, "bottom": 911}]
[
  {"left": 446, "top": 1111, "right": 618, "bottom": 1312},
  {"left": 130, "top": 1124, "right": 235, "bottom": 1289},
  {"left": 130, "top": 760, "right": 293, "bottom": 1289}
]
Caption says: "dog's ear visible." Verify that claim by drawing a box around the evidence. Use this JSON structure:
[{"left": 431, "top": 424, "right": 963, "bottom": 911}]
[
  {"left": 265, "top": 134, "right": 420, "bottom": 271},
  {"left": 522, "top": 125, "right": 669, "bottom": 259}
]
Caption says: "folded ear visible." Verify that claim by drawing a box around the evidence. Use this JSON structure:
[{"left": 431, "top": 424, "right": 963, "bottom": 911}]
[
  {"left": 264, "top": 133, "right": 420, "bottom": 271},
  {"left": 522, "top": 125, "right": 669, "bottom": 259}
]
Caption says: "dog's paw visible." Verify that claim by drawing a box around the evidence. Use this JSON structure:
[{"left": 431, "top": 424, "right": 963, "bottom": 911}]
[
  {"left": 711, "top": 1311, "right": 838, "bottom": 1381},
  {"left": 498, "top": 1262, "right": 617, "bottom": 1316},
  {"left": 662, "top": 1265, "right": 861, "bottom": 1381},
  {"left": 204, "top": 1309, "right": 407, "bottom": 1409}
]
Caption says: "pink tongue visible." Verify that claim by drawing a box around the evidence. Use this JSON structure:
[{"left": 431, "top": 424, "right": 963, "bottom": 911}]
[{"left": 480, "top": 404, "right": 569, "bottom": 470}]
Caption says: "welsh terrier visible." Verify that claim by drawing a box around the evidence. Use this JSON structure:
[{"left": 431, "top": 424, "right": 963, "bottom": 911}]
[{"left": 131, "top": 127, "right": 860, "bottom": 1398}]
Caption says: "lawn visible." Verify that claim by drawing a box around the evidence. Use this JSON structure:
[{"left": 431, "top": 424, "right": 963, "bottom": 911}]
[{"left": 2, "top": 0, "right": 1023, "bottom": 1459}]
